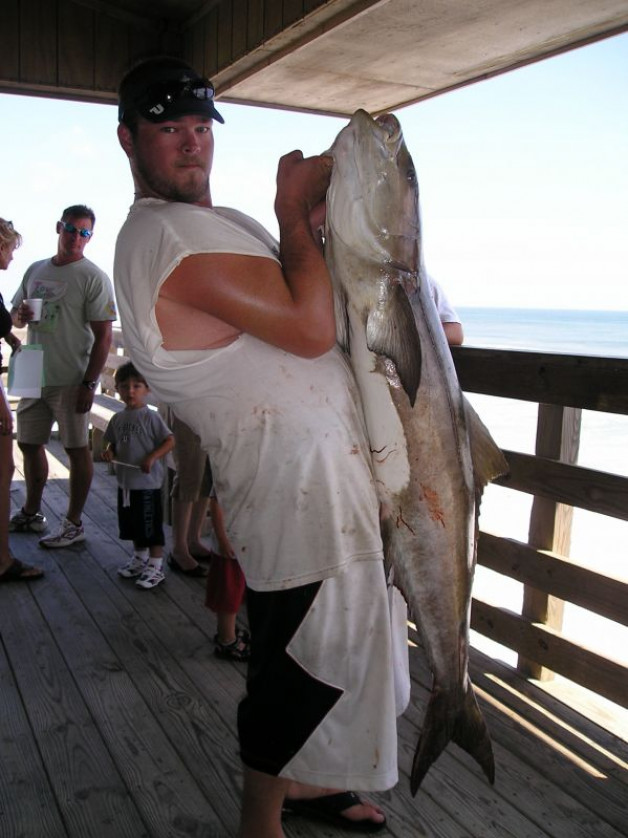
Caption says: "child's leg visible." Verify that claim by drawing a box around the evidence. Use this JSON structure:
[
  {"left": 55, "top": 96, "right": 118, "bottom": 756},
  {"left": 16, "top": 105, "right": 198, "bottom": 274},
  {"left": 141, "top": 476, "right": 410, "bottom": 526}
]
[
  {"left": 217, "top": 610, "right": 237, "bottom": 644},
  {"left": 133, "top": 541, "right": 149, "bottom": 560},
  {"left": 117, "top": 494, "right": 148, "bottom": 578},
  {"left": 135, "top": 491, "right": 166, "bottom": 590},
  {"left": 214, "top": 611, "right": 250, "bottom": 661}
]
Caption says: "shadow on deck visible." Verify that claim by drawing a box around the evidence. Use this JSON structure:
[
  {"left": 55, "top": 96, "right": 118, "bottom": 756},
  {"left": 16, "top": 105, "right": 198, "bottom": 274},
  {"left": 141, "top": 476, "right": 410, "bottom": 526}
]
[{"left": 1, "top": 437, "right": 627, "bottom": 838}]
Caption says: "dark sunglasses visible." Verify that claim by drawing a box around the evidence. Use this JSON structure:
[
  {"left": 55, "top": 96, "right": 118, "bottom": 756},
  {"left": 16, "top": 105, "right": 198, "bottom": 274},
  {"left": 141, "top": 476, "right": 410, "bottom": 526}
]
[
  {"left": 59, "top": 221, "right": 92, "bottom": 239},
  {"left": 136, "top": 78, "right": 217, "bottom": 119}
]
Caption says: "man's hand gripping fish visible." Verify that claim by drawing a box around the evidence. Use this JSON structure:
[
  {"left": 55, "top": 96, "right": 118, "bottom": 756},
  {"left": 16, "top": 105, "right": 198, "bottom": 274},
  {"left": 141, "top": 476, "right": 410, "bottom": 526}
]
[{"left": 325, "top": 109, "right": 509, "bottom": 794}]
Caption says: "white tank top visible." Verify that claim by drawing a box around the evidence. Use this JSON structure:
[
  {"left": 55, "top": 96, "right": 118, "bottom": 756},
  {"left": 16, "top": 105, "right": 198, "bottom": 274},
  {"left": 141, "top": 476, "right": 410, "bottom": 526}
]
[{"left": 115, "top": 199, "right": 383, "bottom": 590}]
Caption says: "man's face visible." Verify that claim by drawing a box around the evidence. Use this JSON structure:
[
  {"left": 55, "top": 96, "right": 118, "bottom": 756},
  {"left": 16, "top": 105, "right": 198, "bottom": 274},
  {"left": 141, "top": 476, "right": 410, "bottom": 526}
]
[
  {"left": 56, "top": 216, "right": 93, "bottom": 263},
  {"left": 122, "top": 115, "right": 215, "bottom": 206}
]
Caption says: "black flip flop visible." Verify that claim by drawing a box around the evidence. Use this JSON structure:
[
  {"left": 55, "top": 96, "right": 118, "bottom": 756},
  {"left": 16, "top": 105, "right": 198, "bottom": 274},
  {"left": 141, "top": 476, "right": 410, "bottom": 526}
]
[
  {"left": 0, "top": 558, "right": 44, "bottom": 584},
  {"left": 189, "top": 549, "right": 213, "bottom": 563},
  {"left": 282, "top": 791, "right": 387, "bottom": 833}
]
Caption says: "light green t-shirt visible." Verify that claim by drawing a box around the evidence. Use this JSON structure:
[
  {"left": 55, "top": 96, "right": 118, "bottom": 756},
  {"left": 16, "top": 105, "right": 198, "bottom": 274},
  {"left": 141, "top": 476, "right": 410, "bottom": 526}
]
[{"left": 12, "top": 257, "right": 117, "bottom": 386}]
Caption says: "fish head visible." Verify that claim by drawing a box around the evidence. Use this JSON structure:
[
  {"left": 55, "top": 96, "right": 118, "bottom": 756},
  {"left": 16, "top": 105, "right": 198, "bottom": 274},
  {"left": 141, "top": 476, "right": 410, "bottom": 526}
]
[{"left": 327, "top": 108, "right": 420, "bottom": 277}]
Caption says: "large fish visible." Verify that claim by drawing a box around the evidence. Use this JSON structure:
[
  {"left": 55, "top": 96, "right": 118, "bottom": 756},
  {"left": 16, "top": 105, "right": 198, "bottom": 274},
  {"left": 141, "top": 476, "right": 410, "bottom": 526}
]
[{"left": 325, "top": 109, "right": 508, "bottom": 794}]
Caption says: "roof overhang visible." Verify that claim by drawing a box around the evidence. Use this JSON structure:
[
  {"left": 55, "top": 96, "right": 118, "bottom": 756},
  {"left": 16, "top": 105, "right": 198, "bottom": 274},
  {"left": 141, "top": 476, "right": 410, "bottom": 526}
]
[
  {"left": 1, "top": 0, "right": 627, "bottom": 116},
  {"left": 213, "top": 0, "right": 628, "bottom": 116}
]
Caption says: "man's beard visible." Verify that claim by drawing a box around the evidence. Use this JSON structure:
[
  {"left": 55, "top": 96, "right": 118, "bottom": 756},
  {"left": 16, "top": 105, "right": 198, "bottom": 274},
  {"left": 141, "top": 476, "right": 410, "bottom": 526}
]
[{"left": 136, "top": 155, "right": 208, "bottom": 204}]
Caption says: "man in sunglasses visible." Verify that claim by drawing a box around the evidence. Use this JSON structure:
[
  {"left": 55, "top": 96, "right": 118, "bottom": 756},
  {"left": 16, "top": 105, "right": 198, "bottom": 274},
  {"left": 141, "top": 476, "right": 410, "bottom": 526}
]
[
  {"left": 10, "top": 205, "right": 116, "bottom": 547},
  {"left": 114, "top": 57, "right": 397, "bottom": 837}
]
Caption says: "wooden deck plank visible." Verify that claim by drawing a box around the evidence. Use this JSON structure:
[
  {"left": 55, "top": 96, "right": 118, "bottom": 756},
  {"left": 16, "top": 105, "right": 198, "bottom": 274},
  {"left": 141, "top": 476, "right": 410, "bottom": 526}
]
[
  {"left": 3, "top": 435, "right": 627, "bottom": 838},
  {"left": 0, "top": 576, "right": 149, "bottom": 838},
  {"left": 14, "top": 479, "right": 232, "bottom": 836},
  {"left": 66, "top": 542, "right": 244, "bottom": 832},
  {"left": 0, "top": 629, "right": 68, "bottom": 838},
  {"left": 409, "top": 640, "right": 628, "bottom": 837},
  {"left": 471, "top": 658, "right": 628, "bottom": 784}
]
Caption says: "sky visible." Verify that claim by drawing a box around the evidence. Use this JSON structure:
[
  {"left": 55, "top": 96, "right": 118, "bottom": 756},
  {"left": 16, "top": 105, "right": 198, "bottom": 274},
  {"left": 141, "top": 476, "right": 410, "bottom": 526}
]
[{"left": 0, "top": 31, "right": 626, "bottom": 311}]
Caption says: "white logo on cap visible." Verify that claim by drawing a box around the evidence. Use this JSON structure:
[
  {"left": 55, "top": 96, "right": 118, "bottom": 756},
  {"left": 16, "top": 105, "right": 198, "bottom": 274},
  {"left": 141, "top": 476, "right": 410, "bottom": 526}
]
[{"left": 149, "top": 104, "right": 165, "bottom": 115}]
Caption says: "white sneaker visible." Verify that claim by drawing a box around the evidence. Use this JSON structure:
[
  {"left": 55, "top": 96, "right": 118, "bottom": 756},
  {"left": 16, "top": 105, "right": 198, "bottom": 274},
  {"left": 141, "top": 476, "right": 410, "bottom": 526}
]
[
  {"left": 39, "top": 517, "right": 85, "bottom": 549},
  {"left": 118, "top": 555, "right": 148, "bottom": 578},
  {"left": 9, "top": 508, "right": 48, "bottom": 533},
  {"left": 136, "top": 564, "right": 165, "bottom": 590}
]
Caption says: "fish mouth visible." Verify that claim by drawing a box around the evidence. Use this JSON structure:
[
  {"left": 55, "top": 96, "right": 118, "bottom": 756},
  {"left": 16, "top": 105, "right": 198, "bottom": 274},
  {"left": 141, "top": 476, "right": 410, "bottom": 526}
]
[{"left": 375, "top": 113, "right": 401, "bottom": 137}]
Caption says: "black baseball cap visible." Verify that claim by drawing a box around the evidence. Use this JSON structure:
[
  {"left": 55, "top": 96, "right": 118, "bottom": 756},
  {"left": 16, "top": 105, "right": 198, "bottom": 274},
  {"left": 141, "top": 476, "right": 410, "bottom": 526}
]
[{"left": 118, "top": 57, "right": 224, "bottom": 125}]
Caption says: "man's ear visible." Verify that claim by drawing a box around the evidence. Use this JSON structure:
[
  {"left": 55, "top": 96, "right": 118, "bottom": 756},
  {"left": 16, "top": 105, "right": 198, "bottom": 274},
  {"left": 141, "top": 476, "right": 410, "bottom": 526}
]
[{"left": 117, "top": 122, "right": 134, "bottom": 157}]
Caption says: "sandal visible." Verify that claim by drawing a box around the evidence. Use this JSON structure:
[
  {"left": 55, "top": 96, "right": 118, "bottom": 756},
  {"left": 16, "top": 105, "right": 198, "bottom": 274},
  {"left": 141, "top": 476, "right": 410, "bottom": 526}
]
[
  {"left": 167, "top": 553, "right": 208, "bottom": 577},
  {"left": 214, "top": 631, "right": 250, "bottom": 662},
  {"left": 282, "top": 791, "right": 387, "bottom": 833},
  {"left": 0, "top": 558, "right": 44, "bottom": 584}
]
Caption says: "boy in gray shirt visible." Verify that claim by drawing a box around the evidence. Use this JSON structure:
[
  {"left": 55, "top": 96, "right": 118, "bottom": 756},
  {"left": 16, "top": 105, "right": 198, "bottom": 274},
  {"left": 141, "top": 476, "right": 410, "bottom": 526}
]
[{"left": 103, "top": 362, "right": 174, "bottom": 589}]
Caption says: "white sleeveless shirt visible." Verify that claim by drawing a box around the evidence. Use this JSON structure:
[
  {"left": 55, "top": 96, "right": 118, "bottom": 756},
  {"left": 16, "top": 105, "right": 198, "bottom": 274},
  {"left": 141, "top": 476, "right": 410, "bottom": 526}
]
[{"left": 114, "top": 199, "right": 383, "bottom": 590}]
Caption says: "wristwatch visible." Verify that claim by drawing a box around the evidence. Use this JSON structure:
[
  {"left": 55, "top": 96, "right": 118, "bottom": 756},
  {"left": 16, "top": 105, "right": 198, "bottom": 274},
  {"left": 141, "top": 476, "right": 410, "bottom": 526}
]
[{"left": 81, "top": 379, "right": 97, "bottom": 391}]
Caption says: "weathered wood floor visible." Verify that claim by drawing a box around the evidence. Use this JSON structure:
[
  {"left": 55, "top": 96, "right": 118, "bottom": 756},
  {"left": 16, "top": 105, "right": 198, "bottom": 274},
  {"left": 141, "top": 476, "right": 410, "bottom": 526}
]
[{"left": 1, "top": 436, "right": 627, "bottom": 838}]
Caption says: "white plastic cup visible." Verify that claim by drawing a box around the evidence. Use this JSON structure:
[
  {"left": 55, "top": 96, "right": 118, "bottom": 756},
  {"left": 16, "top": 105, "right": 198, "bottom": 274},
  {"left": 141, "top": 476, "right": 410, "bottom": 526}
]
[{"left": 25, "top": 298, "right": 43, "bottom": 322}]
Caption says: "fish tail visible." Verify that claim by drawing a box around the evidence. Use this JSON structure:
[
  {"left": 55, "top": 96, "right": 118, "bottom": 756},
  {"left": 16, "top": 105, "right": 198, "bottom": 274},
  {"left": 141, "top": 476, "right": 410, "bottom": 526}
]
[
  {"left": 410, "top": 685, "right": 495, "bottom": 796},
  {"left": 452, "top": 686, "right": 495, "bottom": 785}
]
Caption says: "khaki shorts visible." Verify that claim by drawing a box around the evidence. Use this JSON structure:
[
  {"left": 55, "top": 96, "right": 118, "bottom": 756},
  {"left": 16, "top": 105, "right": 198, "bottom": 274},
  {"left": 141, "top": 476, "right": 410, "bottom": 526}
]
[
  {"left": 164, "top": 408, "right": 213, "bottom": 502},
  {"left": 17, "top": 385, "right": 89, "bottom": 448}
]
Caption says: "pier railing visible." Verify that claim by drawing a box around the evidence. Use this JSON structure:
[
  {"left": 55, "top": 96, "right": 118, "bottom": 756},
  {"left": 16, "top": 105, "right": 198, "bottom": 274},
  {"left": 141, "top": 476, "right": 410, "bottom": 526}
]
[
  {"left": 105, "top": 331, "right": 627, "bottom": 709},
  {"left": 451, "top": 346, "right": 628, "bottom": 709}
]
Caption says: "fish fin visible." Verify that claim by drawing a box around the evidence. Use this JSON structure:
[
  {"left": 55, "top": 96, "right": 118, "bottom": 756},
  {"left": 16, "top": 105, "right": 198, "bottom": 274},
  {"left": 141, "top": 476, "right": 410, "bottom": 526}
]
[
  {"left": 464, "top": 397, "right": 509, "bottom": 489},
  {"left": 333, "top": 286, "right": 350, "bottom": 352},
  {"left": 410, "top": 685, "right": 495, "bottom": 796},
  {"left": 380, "top": 515, "right": 395, "bottom": 581},
  {"left": 366, "top": 283, "right": 422, "bottom": 406}
]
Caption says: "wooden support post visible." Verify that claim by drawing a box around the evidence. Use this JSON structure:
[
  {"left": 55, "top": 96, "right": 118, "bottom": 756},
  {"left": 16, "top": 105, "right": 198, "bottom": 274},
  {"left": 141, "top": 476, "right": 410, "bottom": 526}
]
[{"left": 518, "top": 403, "right": 582, "bottom": 680}]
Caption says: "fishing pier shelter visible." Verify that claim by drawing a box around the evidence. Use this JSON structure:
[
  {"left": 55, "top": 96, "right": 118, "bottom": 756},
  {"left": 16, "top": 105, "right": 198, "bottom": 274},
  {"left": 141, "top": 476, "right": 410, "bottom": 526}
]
[{"left": 2, "top": 2, "right": 628, "bottom": 837}]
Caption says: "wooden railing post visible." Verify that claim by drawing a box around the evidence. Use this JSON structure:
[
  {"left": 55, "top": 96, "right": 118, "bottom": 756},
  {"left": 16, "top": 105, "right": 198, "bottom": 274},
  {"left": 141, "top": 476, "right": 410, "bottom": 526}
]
[{"left": 518, "top": 403, "right": 582, "bottom": 680}]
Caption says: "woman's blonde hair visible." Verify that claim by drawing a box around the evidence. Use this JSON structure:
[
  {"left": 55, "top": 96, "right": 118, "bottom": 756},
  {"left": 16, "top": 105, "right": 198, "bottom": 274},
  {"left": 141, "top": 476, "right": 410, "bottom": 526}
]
[{"left": 0, "top": 218, "right": 22, "bottom": 250}]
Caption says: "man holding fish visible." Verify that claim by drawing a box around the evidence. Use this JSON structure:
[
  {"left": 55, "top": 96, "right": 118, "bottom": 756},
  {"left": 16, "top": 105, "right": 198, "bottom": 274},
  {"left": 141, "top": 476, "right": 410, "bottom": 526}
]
[{"left": 114, "top": 57, "right": 397, "bottom": 836}]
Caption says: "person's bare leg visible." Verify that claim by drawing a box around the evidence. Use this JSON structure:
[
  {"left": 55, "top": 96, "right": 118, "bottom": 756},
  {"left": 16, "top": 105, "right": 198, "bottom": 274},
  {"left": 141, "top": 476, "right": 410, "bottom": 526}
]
[
  {"left": 285, "top": 781, "right": 385, "bottom": 826},
  {"left": 238, "top": 767, "right": 289, "bottom": 838},
  {"left": 170, "top": 497, "right": 202, "bottom": 571},
  {"left": 1, "top": 436, "right": 42, "bottom": 577},
  {"left": 66, "top": 445, "right": 92, "bottom": 523},
  {"left": 19, "top": 442, "right": 48, "bottom": 515},
  {"left": 216, "top": 611, "right": 237, "bottom": 644},
  {"left": 187, "top": 496, "right": 212, "bottom": 557},
  {"left": 0, "top": 434, "right": 14, "bottom": 572}
]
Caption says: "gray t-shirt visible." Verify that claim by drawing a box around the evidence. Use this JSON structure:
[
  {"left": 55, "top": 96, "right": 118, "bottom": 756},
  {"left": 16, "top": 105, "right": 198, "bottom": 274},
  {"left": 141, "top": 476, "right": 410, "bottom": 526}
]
[
  {"left": 12, "top": 256, "right": 116, "bottom": 386},
  {"left": 104, "top": 405, "right": 172, "bottom": 490}
]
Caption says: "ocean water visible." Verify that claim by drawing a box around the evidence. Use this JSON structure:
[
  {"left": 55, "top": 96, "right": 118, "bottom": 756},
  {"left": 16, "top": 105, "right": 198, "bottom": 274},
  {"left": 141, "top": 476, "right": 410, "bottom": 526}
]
[
  {"left": 458, "top": 306, "right": 628, "bottom": 358},
  {"left": 456, "top": 308, "right": 628, "bottom": 674}
]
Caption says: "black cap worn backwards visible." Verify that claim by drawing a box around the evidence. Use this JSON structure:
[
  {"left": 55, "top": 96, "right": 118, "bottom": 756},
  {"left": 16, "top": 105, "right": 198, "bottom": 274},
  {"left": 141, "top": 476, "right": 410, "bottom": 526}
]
[{"left": 118, "top": 57, "right": 224, "bottom": 125}]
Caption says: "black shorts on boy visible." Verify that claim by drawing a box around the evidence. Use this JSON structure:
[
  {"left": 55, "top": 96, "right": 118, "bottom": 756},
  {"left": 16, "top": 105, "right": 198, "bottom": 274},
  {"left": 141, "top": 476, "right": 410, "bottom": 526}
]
[{"left": 117, "top": 488, "right": 165, "bottom": 547}]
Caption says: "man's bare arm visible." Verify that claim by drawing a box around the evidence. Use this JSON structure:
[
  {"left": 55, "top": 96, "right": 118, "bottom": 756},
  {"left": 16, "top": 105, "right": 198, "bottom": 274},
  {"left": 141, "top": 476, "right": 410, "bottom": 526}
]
[
  {"left": 157, "top": 152, "right": 336, "bottom": 359},
  {"left": 85, "top": 320, "right": 113, "bottom": 381},
  {"left": 443, "top": 321, "right": 464, "bottom": 346}
]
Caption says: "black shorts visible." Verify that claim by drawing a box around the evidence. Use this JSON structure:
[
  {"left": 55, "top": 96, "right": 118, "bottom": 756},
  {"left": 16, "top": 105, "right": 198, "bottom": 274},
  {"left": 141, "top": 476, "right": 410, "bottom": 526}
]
[{"left": 117, "top": 488, "right": 165, "bottom": 548}]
